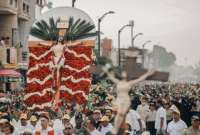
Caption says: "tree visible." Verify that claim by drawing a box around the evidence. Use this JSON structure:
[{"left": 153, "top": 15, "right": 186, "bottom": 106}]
[{"left": 30, "top": 17, "right": 97, "bottom": 41}]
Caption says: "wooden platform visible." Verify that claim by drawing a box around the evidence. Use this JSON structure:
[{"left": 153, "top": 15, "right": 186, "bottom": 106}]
[{"left": 28, "top": 40, "right": 96, "bottom": 48}]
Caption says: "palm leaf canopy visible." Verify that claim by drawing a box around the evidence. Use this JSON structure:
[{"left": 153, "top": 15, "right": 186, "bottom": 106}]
[{"left": 30, "top": 17, "right": 97, "bottom": 41}]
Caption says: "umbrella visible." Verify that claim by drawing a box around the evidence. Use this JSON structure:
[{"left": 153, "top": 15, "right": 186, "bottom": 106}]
[
  {"left": 0, "top": 69, "right": 22, "bottom": 82},
  {"left": 0, "top": 69, "right": 21, "bottom": 77}
]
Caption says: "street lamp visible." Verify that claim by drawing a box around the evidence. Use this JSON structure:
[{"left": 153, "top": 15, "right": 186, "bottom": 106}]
[
  {"left": 72, "top": 0, "right": 77, "bottom": 7},
  {"left": 118, "top": 24, "right": 132, "bottom": 67},
  {"left": 132, "top": 33, "right": 143, "bottom": 47},
  {"left": 98, "top": 11, "right": 115, "bottom": 56},
  {"left": 142, "top": 40, "right": 152, "bottom": 68},
  {"left": 129, "top": 20, "right": 134, "bottom": 47}
]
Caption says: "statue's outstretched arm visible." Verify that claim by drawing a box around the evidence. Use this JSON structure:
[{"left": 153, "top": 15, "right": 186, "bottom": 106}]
[
  {"left": 67, "top": 41, "right": 83, "bottom": 46},
  {"left": 128, "top": 70, "right": 155, "bottom": 86},
  {"left": 38, "top": 42, "right": 53, "bottom": 47},
  {"left": 102, "top": 67, "right": 119, "bottom": 84}
]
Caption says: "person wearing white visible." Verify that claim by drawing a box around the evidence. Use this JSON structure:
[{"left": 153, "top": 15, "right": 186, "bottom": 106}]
[
  {"left": 86, "top": 117, "right": 101, "bottom": 135},
  {"left": 137, "top": 97, "right": 150, "bottom": 122},
  {"left": 29, "top": 115, "right": 38, "bottom": 132},
  {"left": 99, "top": 116, "right": 113, "bottom": 135},
  {"left": 54, "top": 114, "right": 71, "bottom": 135},
  {"left": 155, "top": 100, "right": 167, "bottom": 135},
  {"left": 167, "top": 105, "right": 187, "bottom": 135},
  {"left": 146, "top": 103, "right": 157, "bottom": 135},
  {"left": 126, "top": 109, "right": 143, "bottom": 133},
  {"left": 18, "top": 114, "right": 32, "bottom": 134},
  {"left": 34, "top": 114, "right": 55, "bottom": 135},
  {"left": 62, "top": 123, "right": 75, "bottom": 135}
]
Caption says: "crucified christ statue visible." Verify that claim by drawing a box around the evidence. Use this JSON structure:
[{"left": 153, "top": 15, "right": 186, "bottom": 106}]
[
  {"left": 38, "top": 37, "right": 83, "bottom": 109},
  {"left": 102, "top": 66, "right": 155, "bottom": 135}
]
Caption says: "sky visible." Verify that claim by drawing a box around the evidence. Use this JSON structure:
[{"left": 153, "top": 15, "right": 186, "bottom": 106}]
[{"left": 48, "top": 0, "right": 200, "bottom": 66}]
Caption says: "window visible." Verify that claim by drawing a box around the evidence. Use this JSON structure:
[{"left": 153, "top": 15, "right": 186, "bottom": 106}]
[
  {"left": 5, "top": 83, "right": 11, "bottom": 91},
  {"left": 23, "top": 3, "right": 26, "bottom": 12},
  {"left": 27, "top": 5, "right": 29, "bottom": 13},
  {"left": 22, "top": 51, "right": 27, "bottom": 62},
  {"left": 10, "top": 0, "right": 13, "bottom": 5},
  {"left": 6, "top": 49, "right": 11, "bottom": 64},
  {"left": 15, "top": 0, "right": 17, "bottom": 8},
  {"left": 40, "top": 0, "right": 43, "bottom": 5}
]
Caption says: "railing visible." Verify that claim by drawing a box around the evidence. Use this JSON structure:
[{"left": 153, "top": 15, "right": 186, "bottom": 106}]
[
  {"left": 0, "top": 0, "right": 18, "bottom": 14},
  {"left": 17, "top": 0, "right": 30, "bottom": 20}
]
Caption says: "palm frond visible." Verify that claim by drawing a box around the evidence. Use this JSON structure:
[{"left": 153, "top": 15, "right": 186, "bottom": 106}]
[{"left": 30, "top": 17, "right": 96, "bottom": 41}]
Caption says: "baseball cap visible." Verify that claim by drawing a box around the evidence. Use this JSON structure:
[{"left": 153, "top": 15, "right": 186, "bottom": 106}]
[
  {"left": 40, "top": 113, "right": 49, "bottom": 120},
  {"left": 100, "top": 116, "right": 109, "bottom": 122},
  {"left": 30, "top": 115, "right": 37, "bottom": 122},
  {"left": 62, "top": 114, "right": 70, "bottom": 120},
  {"left": 169, "top": 105, "right": 180, "bottom": 115},
  {"left": 93, "top": 110, "right": 101, "bottom": 114},
  {"left": 20, "top": 113, "right": 28, "bottom": 120},
  {"left": 191, "top": 115, "right": 200, "bottom": 121},
  {"left": 0, "top": 119, "right": 8, "bottom": 124}
]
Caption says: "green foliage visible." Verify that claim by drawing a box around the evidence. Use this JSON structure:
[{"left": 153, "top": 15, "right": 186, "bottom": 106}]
[
  {"left": 30, "top": 17, "right": 97, "bottom": 41},
  {"left": 0, "top": 61, "right": 3, "bottom": 68}
]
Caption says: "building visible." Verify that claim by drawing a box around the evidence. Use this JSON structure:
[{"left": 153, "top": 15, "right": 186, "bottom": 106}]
[
  {"left": 0, "top": 0, "right": 45, "bottom": 91},
  {"left": 101, "top": 38, "right": 112, "bottom": 58},
  {"left": 120, "top": 47, "right": 143, "bottom": 68}
]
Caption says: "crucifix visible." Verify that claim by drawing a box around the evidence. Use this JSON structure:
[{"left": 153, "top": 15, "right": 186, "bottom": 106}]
[
  {"left": 102, "top": 65, "right": 155, "bottom": 135},
  {"left": 37, "top": 20, "right": 81, "bottom": 109},
  {"left": 51, "top": 20, "right": 69, "bottom": 109}
]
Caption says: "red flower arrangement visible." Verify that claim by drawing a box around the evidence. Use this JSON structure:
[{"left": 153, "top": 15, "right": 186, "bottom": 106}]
[{"left": 25, "top": 45, "right": 93, "bottom": 109}]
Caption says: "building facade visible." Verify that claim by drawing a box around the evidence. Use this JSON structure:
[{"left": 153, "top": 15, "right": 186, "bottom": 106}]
[
  {"left": 101, "top": 38, "right": 113, "bottom": 58},
  {"left": 0, "top": 0, "right": 45, "bottom": 91}
]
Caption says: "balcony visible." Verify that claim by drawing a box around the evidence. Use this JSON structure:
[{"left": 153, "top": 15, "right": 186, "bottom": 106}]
[
  {"left": 17, "top": 51, "right": 28, "bottom": 70},
  {"left": 18, "top": 0, "right": 30, "bottom": 21},
  {"left": 0, "top": 0, "right": 18, "bottom": 14}
]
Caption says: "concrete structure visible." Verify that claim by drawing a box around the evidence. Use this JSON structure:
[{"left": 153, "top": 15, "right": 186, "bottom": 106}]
[
  {"left": 119, "top": 47, "right": 143, "bottom": 68},
  {"left": 0, "top": 0, "right": 45, "bottom": 91},
  {"left": 110, "top": 47, "right": 143, "bottom": 67}
]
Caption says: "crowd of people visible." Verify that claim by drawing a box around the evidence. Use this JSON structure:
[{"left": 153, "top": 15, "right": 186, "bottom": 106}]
[{"left": 0, "top": 83, "right": 200, "bottom": 135}]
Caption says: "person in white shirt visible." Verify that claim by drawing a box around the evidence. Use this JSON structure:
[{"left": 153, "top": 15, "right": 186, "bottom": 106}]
[
  {"left": 34, "top": 113, "right": 55, "bottom": 135},
  {"left": 137, "top": 97, "right": 150, "bottom": 122},
  {"left": 0, "top": 119, "right": 8, "bottom": 134},
  {"left": 18, "top": 113, "right": 32, "bottom": 135},
  {"left": 1, "top": 122, "right": 15, "bottom": 135},
  {"left": 62, "top": 123, "right": 75, "bottom": 135},
  {"left": 29, "top": 115, "right": 38, "bottom": 132},
  {"left": 167, "top": 105, "right": 187, "bottom": 135},
  {"left": 54, "top": 114, "right": 71, "bottom": 135},
  {"left": 86, "top": 117, "right": 101, "bottom": 135},
  {"left": 98, "top": 116, "right": 113, "bottom": 135},
  {"left": 155, "top": 100, "right": 167, "bottom": 135},
  {"left": 126, "top": 109, "right": 143, "bottom": 134},
  {"left": 146, "top": 102, "right": 157, "bottom": 135}
]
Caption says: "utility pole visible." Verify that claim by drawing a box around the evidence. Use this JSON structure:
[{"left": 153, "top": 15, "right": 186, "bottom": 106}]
[
  {"left": 97, "top": 11, "right": 115, "bottom": 56},
  {"left": 72, "top": 0, "right": 76, "bottom": 7},
  {"left": 129, "top": 20, "right": 134, "bottom": 47}
]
